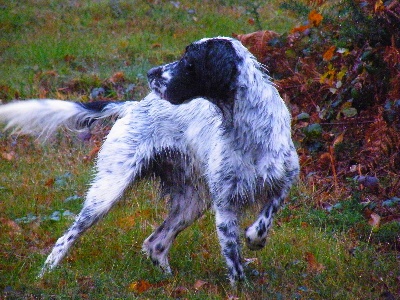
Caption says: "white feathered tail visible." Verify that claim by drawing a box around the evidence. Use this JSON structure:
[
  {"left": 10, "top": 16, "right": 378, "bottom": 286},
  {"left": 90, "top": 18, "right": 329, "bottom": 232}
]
[{"left": 0, "top": 99, "right": 134, "bottom": 139}]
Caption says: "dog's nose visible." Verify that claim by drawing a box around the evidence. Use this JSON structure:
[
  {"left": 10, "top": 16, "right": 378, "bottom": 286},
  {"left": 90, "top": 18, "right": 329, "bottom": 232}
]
[{"left": 147, "top": 67, "right": 162, "bottom": 81}]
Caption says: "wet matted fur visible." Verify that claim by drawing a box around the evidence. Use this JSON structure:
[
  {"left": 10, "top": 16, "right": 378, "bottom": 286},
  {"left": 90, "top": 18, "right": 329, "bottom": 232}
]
[{"left": 0, "top": 37, "right": 299, "bottom": 283}]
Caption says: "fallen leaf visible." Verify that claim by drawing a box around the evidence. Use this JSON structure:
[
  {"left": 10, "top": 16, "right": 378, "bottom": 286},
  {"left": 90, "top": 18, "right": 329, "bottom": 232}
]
[
  {"left": 128, "top": 280, "right": 152, "bottom": 294},
  {"left": 333, "top": 131, "right": 345, "bottom": 147},
  {"left": 1, "top": 152, "right": 15, "bottom": 161},
  {"left": 171, "top": 286, "right": 188, "bottom": 298},
  {"left": 308, "top": 10, "right": 323, "bottom": 26},
  {"left": 44, "top": 178, "right": 55, "bottom": 187},
  {"left": 108, "top": 72, "right": 125, "bottom": 84},
  {"left": 116, "top": 215, "right": 136, "bottom": 229},
  {"left": 305, "top": 252, "right": 325, "bottom": 273},
  {"left": 193, "top": 279, "right": 208, "bottom": 290},
  {"left": 247, "top": 18, "right": 255, "bottom": 25},
  {"left": 84, "top": 145, "right": 100, "bottom": 162},
  {"left": 323, "top": 46, "right": 336, "bottom": 61},
  {"left": 1, "top": 218, "right": 22, "bottom": 235},
  {"left": 368, "top": 213, "right": 381, "bottom": 229},
  {"left": 290, "top": 24, "right": 311, "bottom": 33}
]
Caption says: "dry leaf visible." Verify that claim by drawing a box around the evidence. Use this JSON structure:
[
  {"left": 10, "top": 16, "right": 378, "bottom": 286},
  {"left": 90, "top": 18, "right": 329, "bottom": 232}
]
[
  {"left": 128, "top": 280, "right": 152, "bottom": 294},
  {"left": 323, "top": 46, "right": 336, "bottom": 61},
  {"left": 171, "top": 286, "right": 188, "bottom": 298},
  {"left": 116, "top": 215, "right": 136, "bottom": 229},
  {"left": 368, "top": 213, "right": 381, "bottom": 228},
  {"left": 108, "top": 72, "right": 125, "bottom": 84},
  {"left": 44, "top": 178, "right": 55, "bottom": 187},
  {"left": 305, "top": 252, "right": 325, "bottom": 273},
  {"left": 308, "top": 10, "right": 323, "bottom": 26},
  {"left": 1, "top": 218, "right": 22, "bottom": 236},
  {"left": 84, "top": 145, "right": 100, "bottom": 162},
  {"left": 1, "top": 151, "right": 15, "bottom": 161},
  {"left": 193, "top": 279, "right": 208, "bottom": 290},
  {"left": 291, "top": 24, "right": 311, "bottom": 33},
  {"left": 333, "top": 131, "right": 345, "bottom": 147}
]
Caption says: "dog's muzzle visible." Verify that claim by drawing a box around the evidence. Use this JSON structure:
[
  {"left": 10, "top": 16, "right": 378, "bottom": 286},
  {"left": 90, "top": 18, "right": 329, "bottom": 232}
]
[{"left": 147, "top": 66, "right": 162, "bottom": 83}]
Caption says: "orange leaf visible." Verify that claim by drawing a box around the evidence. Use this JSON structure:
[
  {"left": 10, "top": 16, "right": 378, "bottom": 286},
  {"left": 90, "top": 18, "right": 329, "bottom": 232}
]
[
  {"left": 44, "top": 177, "right": 55, "bottom": 187},
  {"left": 247, "top": 18, "right": 255, "bottom": 25},
  {"left": 323, "top": 46, "right": 336, "bottom": 61},
  {"left": 305, "top": 252, "right": 325, "bottom": 273},
  {"left": 333, "top": 131, "right": 345, "bottom": 147},
  {"left": 128, "top": 280, "right": 152, "bottom": 294},
  {"left": 108, "top": 72, "right": 125, "bottom": 84},
  {"left": 308, "top": 10, "right": 323, "bottom": 26},
  {"left": 1, "top": 151, "right": 14, "bottom": 161},
  {"left": 374, "top": 0, "right": 384, "bottom": 12},
  {"left": 291, "top": 24, "right": 311, "bottom": 33},
  {"left": 116, "top": 215, "right": 136, "bottom": 229}
]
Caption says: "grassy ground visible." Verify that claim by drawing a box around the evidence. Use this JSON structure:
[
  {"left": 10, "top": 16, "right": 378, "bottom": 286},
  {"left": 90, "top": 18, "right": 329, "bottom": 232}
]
[{"left": 0, "top": 0, "right": 399, "bottom": 299}]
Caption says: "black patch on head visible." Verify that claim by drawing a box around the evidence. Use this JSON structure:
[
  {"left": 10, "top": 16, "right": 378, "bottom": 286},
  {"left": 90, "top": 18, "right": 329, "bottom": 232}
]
[{"left": 148, "top": 39, "right": 242, "bottom": 109}]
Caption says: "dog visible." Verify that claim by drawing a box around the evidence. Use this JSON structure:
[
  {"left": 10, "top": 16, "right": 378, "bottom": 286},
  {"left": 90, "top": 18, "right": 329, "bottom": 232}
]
[{"left": 0, "top": 37, "right": 299, "bottom": 283}]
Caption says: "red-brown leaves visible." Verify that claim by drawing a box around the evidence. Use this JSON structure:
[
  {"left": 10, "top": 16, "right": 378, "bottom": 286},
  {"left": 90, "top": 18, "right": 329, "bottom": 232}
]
[
  {"left": 128, "top": 279, "right": 152, "bottom": 294},
  {"left": 234, "top": 30, "right": 278, "bottom": 61},
  {"left": 323, "top": 46, "right": 336, "bottom": 61},
  {"left": 304, "top": 252, "right": 325, "bottom": 273}
]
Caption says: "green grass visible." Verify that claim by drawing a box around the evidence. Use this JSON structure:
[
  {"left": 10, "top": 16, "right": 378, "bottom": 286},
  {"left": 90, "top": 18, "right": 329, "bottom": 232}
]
[{"left": 1, "top": 0, "right": 399, "bottom": 299}]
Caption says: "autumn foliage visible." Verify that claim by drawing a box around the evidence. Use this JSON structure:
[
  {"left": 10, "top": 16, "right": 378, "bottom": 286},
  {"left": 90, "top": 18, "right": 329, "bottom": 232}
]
[{"left": 237, "top": 0, "right": 400, "bottom": 222}]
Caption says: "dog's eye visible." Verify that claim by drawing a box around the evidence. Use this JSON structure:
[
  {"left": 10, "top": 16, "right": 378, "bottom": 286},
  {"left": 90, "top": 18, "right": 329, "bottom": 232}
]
[
  {"left": 180, "top": 57, "right": 194, "bottom": 72},
  {"left": 186, "top": 62, "right": 194, "bottom": 70}
]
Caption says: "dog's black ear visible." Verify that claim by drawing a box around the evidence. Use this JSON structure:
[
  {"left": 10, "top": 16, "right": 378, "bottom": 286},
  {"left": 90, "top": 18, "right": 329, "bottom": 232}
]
[{"left": 200, "top": 39, "right": 242, "bottom": 103}]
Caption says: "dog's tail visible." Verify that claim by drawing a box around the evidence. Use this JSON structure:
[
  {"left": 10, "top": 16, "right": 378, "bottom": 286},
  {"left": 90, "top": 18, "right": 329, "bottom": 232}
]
[{"left": 0, "top": 99, "right": 134, "bottom": 139}]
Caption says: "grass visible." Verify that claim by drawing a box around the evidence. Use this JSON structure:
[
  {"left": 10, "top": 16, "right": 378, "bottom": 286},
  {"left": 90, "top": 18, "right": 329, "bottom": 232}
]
[{"left": 0, "top": 0, "right": 399, "bottom": 299}]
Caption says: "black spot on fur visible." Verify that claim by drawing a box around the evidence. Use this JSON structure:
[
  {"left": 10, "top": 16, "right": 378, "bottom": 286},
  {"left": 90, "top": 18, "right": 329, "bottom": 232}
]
[
  {"left": 256, "top": 220, "right": 266, "bottom": 237},
  {"left": 155, "top": 243, "right": 165, "bottom": 253}
]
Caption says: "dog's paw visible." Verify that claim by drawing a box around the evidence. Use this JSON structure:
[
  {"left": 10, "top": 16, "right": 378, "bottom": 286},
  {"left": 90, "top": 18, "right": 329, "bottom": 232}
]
[
  {"left": 244, "top": 227, "right": 267, "bottom": 251},
  {"left": 142, "top": 239, "right": 172, "bottom": 274}
]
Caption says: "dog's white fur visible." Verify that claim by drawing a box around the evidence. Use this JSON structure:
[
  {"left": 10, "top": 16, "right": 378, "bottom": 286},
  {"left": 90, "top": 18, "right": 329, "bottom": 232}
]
[{"left": 0, "top": 37, "right": 299, "bottom": 283}]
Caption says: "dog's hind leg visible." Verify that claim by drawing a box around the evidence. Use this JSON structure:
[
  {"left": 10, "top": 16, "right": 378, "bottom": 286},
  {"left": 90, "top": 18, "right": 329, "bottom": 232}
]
[
  {"left": 38, "top": 170, "right": 132, "bottom": 277},
  {"left": 39, "top": 116, "right": 152, "bottom": 277},
  {"left": 142, "top": 185, "right": 208, "bottom": 274}
]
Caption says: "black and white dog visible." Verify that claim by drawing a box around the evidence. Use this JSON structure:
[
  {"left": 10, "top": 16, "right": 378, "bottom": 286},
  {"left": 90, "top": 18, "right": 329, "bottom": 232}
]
[{"left": 0, "top": 37, "right": 299, "bottom": 283}]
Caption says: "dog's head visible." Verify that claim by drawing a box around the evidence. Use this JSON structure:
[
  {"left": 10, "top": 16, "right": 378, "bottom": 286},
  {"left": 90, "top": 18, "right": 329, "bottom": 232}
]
[{"left": 147, "top": 38, "right": 244, "bottom": 107}]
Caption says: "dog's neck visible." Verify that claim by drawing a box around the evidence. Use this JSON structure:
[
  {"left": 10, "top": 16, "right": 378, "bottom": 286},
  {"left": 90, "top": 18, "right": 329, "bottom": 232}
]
[{"left": 230, "top": 74, "right": 290, "bottom": 153}]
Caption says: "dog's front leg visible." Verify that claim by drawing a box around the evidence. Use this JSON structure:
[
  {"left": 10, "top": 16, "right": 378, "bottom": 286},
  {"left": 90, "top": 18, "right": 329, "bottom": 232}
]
[{"left": 214, "top": 205, "right": 244, "bottom": 284}]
